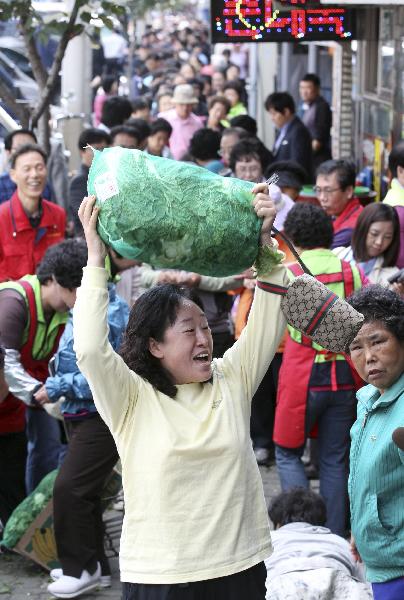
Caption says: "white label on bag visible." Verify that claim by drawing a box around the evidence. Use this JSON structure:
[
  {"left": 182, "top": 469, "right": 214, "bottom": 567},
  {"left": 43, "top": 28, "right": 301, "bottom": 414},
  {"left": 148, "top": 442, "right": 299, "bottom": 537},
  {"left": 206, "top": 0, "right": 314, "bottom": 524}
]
[{"left": 94, "top": 172, "right": 119, "bottom": 203}]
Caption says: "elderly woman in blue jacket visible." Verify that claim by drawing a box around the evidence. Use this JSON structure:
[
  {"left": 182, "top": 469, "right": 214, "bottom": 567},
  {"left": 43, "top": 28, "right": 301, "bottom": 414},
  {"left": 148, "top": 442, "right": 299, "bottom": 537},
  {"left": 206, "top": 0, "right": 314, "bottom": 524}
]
[
  {"left": 347, "top": 285, "right": 404, "bottom": 600},
  {"left": 38, "top": 284, "right": 129, "bottom": 599}
]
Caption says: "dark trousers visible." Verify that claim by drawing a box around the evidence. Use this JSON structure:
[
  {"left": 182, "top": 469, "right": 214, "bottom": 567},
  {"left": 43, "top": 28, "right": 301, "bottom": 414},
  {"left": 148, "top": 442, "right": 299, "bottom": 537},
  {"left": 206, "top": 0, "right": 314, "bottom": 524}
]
[
  {"left": 275, "top": 389, "right": 357, "bottom": 536},
  {"left": 0, "top": 431, "right": 27, "bottom": 527},
  {"left": 250, "top": 354, "right": 282, "bottom": 450},
  {"left": 53, "top": 414, "right": 119, "bottom": 578},
  {"left": 122, "top": 562, "right": 267, "bottom": 600},
  {"left": 372, "top": 577, "right": 404, "bottom": 600}
]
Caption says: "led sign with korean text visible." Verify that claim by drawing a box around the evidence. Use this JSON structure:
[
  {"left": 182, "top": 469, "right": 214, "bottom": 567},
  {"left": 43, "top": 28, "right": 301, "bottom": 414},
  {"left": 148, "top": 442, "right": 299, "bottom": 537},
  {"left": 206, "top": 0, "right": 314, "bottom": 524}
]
[{"left": 210, "top": 0, "right": 357, "bottom": 42}]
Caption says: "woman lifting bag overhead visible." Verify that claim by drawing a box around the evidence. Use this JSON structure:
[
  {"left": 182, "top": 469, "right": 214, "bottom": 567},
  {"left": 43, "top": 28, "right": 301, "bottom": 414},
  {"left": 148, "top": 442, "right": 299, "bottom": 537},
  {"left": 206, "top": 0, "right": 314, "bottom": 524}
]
[{"left": 72, "top": 175, "right": 363, "bottom": 599}]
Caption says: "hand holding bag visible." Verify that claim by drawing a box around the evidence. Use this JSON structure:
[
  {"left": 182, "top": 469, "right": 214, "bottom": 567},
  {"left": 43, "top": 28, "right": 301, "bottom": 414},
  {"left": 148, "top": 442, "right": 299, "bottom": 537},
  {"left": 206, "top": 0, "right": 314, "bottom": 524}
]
[{"left": 260, "top": 227, "right": 364, "bottom": 354}]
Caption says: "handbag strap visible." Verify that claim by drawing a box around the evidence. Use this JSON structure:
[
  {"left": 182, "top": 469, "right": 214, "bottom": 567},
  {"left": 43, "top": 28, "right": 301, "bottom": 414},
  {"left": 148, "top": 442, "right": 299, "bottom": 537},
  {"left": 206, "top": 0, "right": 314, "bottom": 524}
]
[
  {"left": 271, "top": 225, "right": 314, "bottom": 277},
  {"left": 264, "top": 174, "right": 313, "bottom": 277}
]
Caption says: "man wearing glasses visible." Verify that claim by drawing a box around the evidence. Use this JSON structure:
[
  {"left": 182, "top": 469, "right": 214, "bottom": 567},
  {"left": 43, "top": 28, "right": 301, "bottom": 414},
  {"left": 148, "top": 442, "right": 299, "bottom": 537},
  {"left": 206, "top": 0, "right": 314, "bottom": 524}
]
[{"left": 314, "top": 159, "right": 363, "bottom": 249}]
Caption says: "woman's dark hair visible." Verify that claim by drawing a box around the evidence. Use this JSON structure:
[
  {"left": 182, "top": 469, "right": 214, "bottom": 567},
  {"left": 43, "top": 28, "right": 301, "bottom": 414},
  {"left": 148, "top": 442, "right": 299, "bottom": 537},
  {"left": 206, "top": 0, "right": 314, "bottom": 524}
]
[
  {"left": 120, "top": 284, "right": 204, "bottom": 398},
  {"left": 268, "top": 488, "right": 327, "bottom": 528},
  {"left": 229, "top": 138, "right": 273, "bottom": 173},
  {"left": 101, "top": 75, "right": 118, "bottom": 94},
  {"left": 132, "top": 97, "right": 151, "bottom": 112},
  {"left": 190, "top": 128, "right": 221, "bottom": 161},
  {"left": 348, "top": 285, "right": 404, "bottom": 343},
  {"left": 37, "top": 239, "right": 87, "bottom": 289},
  {"left": 223, "top": 80, "right": 244, "bottom": 99},
  {"left": 229, "top": 138, "right": 264, "bottom": 173},
  {"left": 229, "top": 114, "right": 257, "bottom": 136},
  {"left": 207, "top": 95, "right": 231, "bottom": 113},
  {"left": 101, "top": 96, "right": 133, "bottom": 128},
  {"left": 351, "top": 203, "right": 400, "bottom": 265},
  {"left": 149, "top": 117, "right": 173, "bottom": 137},
  {"left": 125, "top": 118, "right": 151, "bottom": 144},
  {"left": 78, "top": 128, "right": 111, "bottom": 150},
  {"left": 315, "top": 159, "right": 356, "bottom": 190},
  {"left": 388, "top": 141, "right": 404, "bottom": 178},
  {"left": 110, "top": 125, "right": 139, "bottom": 146},
  {"left": 283, "top": 202, "right": 334, "bottom": 249},
  {"left": 221, "top": 126, "right": 249, "bottom": 142}
]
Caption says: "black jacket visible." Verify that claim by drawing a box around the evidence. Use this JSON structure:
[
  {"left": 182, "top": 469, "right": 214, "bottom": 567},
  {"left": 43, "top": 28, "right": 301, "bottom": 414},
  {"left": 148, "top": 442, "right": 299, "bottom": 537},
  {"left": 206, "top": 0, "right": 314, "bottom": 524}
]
[
  {"left": 301, "top": 95, "right": 332, "bottom": 169},
  {"left": 68, "top": 164, "right": 89, "bottom": 236},
  {"left": 273, "top": 116, "right": 313, "bottom": 182}
]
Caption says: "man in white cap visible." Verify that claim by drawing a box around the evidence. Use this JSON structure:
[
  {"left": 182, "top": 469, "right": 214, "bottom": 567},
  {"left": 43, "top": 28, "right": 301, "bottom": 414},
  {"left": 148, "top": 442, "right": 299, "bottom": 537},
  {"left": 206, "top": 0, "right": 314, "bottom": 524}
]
[{"left": 158, "top": 83, "right": 203, "bottom": 161}]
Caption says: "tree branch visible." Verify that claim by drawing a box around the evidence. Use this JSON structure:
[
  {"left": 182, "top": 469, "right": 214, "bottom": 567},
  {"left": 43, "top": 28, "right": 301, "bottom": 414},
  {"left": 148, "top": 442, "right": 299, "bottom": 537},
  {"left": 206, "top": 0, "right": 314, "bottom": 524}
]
[
  {"left": 0, "top": 80, "right": 31, "bottom": 127},
  {"left": 19, "top": 15, "right": 48, "bottom": 88},
  {"left": 30, "top": 0, "right": 83, "bottom": 127}
]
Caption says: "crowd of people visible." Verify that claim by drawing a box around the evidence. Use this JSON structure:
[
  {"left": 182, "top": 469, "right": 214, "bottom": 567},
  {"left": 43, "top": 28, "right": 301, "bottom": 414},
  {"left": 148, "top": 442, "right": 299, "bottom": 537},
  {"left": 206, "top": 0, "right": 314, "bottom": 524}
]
[{"left": 0, "top": 17, "right": 404, "bottom": 600}]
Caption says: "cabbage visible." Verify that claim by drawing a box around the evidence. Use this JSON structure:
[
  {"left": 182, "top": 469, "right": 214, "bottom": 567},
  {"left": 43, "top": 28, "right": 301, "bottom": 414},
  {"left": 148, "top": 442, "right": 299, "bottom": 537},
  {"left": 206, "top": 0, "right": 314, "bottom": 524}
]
[
  {"left": 1, "top": 470, "right": 57, "bottom": 549},
  {"left": 87, "top": 148, "right": 261, "bottom": 277}
]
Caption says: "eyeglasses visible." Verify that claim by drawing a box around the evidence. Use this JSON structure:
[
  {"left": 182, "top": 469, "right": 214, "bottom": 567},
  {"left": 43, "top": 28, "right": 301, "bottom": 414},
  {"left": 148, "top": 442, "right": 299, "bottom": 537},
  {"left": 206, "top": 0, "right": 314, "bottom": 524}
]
[{"left": 313, "top": 186, "right": 342, "bottom": 197}]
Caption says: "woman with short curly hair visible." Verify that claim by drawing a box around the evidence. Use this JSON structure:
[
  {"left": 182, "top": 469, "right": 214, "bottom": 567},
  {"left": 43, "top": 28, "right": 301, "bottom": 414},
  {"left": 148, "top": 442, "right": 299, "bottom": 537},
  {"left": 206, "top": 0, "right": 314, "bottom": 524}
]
[{"left": 348, "top": 285, "right": 404, "bottom": 600}]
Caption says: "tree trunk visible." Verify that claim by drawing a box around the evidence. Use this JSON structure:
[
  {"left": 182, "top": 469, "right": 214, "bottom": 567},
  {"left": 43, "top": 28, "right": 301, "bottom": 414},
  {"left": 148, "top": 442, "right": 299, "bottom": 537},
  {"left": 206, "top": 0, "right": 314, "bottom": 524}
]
[{"left": 37, "top": 107, "right": 51, "bottom": 156}]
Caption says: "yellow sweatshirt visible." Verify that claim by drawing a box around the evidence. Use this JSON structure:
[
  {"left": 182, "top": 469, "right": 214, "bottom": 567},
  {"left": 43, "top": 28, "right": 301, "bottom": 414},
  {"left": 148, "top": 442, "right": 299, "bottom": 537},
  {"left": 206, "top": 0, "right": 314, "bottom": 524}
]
[{"left": 73, "top": 264, "right": 288, "bottom": 584}]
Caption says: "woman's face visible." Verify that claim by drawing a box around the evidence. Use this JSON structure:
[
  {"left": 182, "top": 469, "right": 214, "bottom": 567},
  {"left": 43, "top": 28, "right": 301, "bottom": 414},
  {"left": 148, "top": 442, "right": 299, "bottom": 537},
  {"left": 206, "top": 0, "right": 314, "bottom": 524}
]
[
  {"left": 223, "top": 88, "right": 240, "bottom": 107},
  {"left": 180, "top": 63, "right": 195, "bottom": 80},
  {"left": 219, "top": 133, "right": 239, "bottom": 167},
  {"left": 226, "top": 66, "right": 240, "bottom": 81},
  {"left": 147, "top": 131, "right": 169, "bottom": 156},
  {"left": 212, "top": 71, "right": 225, "bottom": 92},
  {"left": 149, "top": 300, "right": 213, "bottom": 385},
  {"left": 365, "top": 220, "right": 394, "bottom": 258},
  {"left": 209, "top": 101, "right": 227, "bottom": 124},
  {"left": 349, "top": 321, "right": 404, "bottom": 393},
  {"left": 158, "top": 94, "right": 173, "bottom": 113},
  {"left": 234, "top": 156, "right": 263, "bottom": 183}
]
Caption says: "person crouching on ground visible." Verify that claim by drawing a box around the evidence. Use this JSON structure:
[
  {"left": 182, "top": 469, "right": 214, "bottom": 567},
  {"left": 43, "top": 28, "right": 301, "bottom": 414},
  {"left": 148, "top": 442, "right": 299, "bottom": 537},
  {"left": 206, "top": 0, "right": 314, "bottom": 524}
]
[{"left": 265, "top": 488, "right": 372, "bottom": 599}]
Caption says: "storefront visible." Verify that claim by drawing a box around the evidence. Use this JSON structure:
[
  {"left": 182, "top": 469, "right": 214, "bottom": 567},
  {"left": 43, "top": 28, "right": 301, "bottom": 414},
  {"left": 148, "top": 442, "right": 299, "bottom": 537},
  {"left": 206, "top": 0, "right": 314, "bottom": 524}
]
[{"left": 353, "top": 6, "right": 404, "bottom": 198}]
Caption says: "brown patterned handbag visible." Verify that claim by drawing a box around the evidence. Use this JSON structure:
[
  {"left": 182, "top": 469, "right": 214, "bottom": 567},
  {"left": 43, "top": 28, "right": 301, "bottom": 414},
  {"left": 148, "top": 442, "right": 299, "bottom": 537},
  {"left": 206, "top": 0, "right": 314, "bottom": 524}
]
[{"left": 258, "top": 227, "right": 364, "bottom": 354}]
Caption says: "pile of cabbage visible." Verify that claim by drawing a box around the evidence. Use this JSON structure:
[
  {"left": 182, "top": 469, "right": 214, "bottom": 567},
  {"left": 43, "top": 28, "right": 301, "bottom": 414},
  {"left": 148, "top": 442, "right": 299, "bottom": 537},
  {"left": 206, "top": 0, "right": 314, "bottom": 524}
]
[{"left": 1, "top": 470, "right": 57, "bottom": 549}]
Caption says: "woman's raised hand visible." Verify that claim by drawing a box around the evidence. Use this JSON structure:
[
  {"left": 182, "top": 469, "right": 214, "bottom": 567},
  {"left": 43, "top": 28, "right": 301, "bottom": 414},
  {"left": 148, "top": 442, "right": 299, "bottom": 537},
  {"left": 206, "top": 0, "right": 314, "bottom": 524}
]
[
  {"left": 78, "top": 196, "right": 107, "bottom": 268},
  {"left": 252, "top": 182, "right": 277, "bottom": 246}
]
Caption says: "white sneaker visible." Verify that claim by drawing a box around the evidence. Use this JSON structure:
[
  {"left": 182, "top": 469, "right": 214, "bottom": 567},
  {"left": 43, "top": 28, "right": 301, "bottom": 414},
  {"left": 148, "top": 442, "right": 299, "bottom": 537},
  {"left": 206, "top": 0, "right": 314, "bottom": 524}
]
[
  {"left": 50, "top": 568, "right": 111, "bottom": 588},
  {"left": 47, "top": 563, "right": 101, "bottom": 598}
]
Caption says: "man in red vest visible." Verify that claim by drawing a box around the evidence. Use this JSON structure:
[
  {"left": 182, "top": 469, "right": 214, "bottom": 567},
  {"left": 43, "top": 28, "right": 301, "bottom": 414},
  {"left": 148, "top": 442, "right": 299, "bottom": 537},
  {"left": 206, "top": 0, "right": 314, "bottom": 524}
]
[
  {"left": 315, "top": 159, "right": 363, "bottom": 249},
  {"left": 0, "top": 240, "right": 88, "bottom": 525},
  {"left": 0, "top": 143, "right": 66, "bottom": 282}
]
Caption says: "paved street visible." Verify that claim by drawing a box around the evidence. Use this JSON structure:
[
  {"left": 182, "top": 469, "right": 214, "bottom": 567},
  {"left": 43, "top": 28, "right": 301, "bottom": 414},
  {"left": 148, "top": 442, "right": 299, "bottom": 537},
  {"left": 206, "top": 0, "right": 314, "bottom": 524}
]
[{"left": 0, "top": 464, "right": 287, "bottom": 599}]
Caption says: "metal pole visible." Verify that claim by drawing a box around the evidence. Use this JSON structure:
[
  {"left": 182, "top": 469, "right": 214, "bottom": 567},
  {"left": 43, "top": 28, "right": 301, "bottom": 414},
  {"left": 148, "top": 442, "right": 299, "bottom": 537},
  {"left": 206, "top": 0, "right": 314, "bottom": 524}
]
[
  {"left": 280, "top": 43, "right": 291, "bottom": 90},
  {"left": 307, "top": 44, "right": 317, "bottom": 73},
  {"left": 248, "top": 43, "right": 258, "bottom": 118},
  {"left": 0, "top": 106, "right": 19, "bottom": 132}
]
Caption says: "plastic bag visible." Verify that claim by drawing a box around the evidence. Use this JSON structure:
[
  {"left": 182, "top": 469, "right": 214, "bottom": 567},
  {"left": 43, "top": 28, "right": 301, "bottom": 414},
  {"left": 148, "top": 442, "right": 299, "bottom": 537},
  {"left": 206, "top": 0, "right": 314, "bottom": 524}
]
[{"left": 87, "top": 148, "right": 261, "bottom": 277}]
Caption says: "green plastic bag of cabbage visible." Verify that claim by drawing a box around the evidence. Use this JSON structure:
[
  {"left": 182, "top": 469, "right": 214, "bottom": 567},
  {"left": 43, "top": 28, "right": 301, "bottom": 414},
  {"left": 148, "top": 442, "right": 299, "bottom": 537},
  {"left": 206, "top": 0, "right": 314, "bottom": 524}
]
[{"left": 87, "top": 147, "right": 261, "bottom": 277}]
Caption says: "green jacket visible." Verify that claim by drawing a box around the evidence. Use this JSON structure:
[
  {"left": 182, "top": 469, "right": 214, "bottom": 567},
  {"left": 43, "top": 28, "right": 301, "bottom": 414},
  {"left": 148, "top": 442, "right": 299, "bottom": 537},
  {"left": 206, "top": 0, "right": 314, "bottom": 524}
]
[
  {"left": 349, "top": 373, "right": 404, "bottom": 582},
  {"left": 0, "top": 274, "right": 68, "bottom": 358}
]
